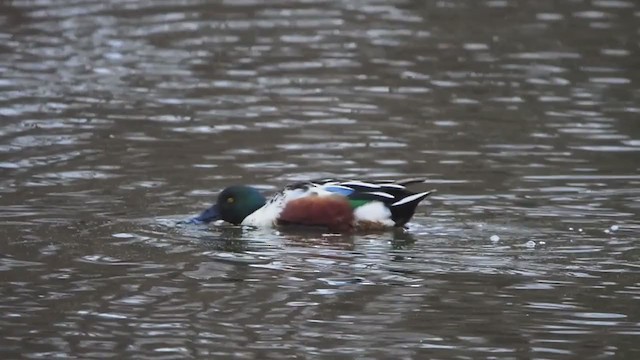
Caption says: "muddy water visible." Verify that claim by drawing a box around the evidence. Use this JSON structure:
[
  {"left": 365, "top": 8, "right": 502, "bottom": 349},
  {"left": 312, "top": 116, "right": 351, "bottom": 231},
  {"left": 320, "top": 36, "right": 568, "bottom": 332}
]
[{"left": 1, "top": 0, "right": 639, "bottom": 358}]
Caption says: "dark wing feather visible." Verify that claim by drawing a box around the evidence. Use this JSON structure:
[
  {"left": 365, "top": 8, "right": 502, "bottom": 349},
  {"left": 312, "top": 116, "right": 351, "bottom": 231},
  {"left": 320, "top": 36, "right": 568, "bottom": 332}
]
[{"left": 335, "top": 179, "right": 432, "bottom": 227}]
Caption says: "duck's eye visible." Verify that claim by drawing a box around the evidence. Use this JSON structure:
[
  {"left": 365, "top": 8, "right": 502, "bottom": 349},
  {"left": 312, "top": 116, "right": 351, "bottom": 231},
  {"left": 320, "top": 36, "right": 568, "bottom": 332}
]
[{"left": 227, "top": 197, "right": 235, "bottom": 204}]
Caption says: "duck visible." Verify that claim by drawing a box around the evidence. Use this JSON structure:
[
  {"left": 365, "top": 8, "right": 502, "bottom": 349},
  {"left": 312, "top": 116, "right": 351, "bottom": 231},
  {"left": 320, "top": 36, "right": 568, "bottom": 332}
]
[{"left": 185, "top": 178, "right": 434, "bottom": 232}]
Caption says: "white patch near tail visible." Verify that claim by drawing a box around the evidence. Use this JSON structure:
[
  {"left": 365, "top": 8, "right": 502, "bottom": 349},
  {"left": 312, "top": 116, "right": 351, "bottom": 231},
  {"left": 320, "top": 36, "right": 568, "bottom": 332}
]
[
  {"left": 353, "top": 202, "right": 395, "bottom": 227},
  {"left": 391, "top": 191, "right": 432, "bottom": 207},
  {"left": 365, "top": 191, "right": 395, "bottom": 199},
  {"left": 341, "top": 181, "right": 381, "bottom": 189}
]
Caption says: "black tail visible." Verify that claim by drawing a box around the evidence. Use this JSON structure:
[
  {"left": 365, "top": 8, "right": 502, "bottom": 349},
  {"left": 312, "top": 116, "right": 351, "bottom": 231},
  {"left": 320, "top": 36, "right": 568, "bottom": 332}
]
[{"left": 389, "top": 190, "right": 434, "bottom": 227}]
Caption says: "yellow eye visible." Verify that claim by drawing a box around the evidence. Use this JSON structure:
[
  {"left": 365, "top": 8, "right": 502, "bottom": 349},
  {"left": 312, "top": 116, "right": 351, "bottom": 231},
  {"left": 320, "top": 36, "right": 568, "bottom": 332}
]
[{"left": 227, "top": 197, "right": 235, "bottom": 204}]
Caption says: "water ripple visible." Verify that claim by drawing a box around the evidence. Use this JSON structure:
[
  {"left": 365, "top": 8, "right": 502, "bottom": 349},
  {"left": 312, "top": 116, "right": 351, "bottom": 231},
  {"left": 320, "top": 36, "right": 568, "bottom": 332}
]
[{"left": 0, "top": 0, "right": 639, "bottom": 358}]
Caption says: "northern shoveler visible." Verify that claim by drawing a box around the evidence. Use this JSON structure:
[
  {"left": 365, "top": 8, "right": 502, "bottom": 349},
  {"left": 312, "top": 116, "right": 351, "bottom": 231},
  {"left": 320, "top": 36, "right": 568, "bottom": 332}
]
[{"left": 186, "top": 178, "right": 434, "bottom": 232}]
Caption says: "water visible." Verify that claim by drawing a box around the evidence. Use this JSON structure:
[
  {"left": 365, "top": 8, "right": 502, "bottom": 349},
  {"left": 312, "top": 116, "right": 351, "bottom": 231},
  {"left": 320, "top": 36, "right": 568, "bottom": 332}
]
[{"left": 1, "top": 0, "right": 639, "bottom": 358}]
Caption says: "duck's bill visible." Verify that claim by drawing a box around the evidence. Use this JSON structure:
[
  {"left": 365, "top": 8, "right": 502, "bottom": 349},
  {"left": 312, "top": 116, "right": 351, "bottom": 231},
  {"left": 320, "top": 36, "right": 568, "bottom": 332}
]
[{"left": 185, "top": 204, "right": 220, "bottom": 224}]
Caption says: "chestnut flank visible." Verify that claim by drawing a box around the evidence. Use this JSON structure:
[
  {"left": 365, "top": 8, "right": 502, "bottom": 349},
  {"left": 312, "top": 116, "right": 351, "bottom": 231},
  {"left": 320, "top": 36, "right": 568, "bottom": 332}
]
[{"left": 278, "top": 196, "right": 354, "bottom": 232}]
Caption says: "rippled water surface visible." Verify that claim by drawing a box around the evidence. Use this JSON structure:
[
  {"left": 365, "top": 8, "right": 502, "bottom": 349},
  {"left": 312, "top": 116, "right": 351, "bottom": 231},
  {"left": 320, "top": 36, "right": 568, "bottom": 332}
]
[{"left": 1, "top": 0, "right": 640, "bottom": 358}]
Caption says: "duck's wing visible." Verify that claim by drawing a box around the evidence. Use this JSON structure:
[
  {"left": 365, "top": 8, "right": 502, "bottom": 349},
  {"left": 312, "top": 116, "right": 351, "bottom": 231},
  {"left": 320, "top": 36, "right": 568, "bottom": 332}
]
[{"left": 284, "top": 179, "right": 434, "bottom": 227}]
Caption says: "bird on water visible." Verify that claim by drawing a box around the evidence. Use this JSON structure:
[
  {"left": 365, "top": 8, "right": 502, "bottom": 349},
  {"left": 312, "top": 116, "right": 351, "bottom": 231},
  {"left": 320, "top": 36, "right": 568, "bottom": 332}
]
[{"left": 186, "top": 178, "right": 434, "bottom": 232}]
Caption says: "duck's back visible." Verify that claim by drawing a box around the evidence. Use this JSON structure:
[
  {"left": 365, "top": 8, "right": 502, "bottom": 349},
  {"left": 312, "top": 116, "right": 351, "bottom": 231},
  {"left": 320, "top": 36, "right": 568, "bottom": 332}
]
[{"left": 246, "top": 179, "right": 433, "bottom": 231}]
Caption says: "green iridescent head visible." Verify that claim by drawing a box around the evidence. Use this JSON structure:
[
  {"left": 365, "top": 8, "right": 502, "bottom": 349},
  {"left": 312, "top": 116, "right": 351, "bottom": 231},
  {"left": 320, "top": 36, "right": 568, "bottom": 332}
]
[{"left": 191, "top": 186, "right": 267, "bottom": 225}]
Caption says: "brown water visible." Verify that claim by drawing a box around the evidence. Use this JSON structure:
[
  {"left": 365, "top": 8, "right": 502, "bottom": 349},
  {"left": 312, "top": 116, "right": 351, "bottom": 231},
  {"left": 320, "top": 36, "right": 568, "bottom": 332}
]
[{"left": 1, "top": 0, "right": 639, "bottom": 358}]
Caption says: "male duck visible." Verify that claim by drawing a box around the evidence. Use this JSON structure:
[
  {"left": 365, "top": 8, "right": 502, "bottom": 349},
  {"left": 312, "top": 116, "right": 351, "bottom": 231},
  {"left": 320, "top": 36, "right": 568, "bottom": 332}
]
[{"left": 186, "top": 178, "right": 434, "bottom": 232}]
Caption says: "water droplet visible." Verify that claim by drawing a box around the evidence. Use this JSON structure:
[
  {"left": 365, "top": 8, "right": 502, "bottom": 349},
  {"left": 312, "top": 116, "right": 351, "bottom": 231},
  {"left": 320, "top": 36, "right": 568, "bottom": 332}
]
[
  {"left": 490, "top": 235, "right": 500, "bottom": 242},
  {"left": 610, "top": 225, "right": 619, "bottom": 231},
  {"left": 525, "top": 240, "right": 536, "bottom": 248}
]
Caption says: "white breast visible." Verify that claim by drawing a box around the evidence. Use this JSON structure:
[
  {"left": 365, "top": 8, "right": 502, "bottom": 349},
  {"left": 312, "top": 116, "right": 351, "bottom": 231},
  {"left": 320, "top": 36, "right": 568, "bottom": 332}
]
[{"left": 241, "top": 188, "right": 307, "bottom": 227}]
